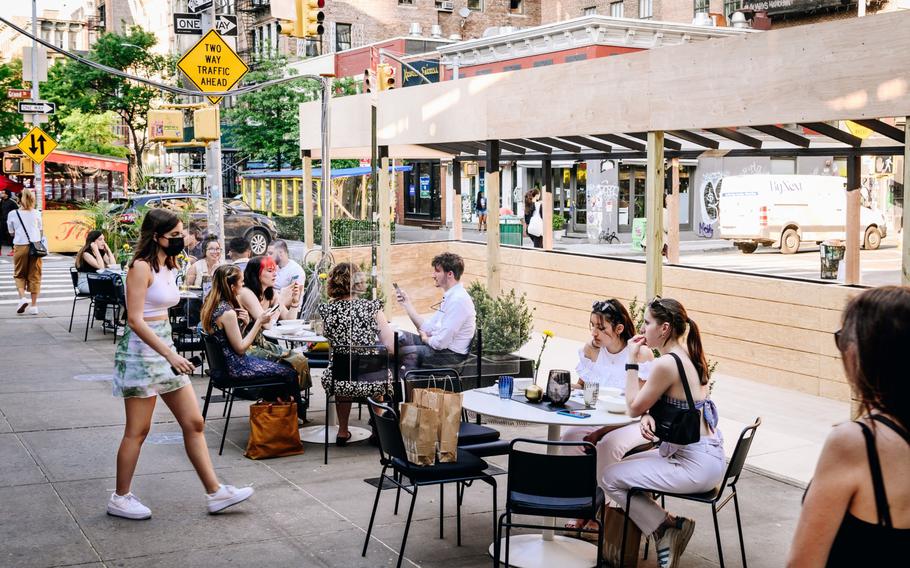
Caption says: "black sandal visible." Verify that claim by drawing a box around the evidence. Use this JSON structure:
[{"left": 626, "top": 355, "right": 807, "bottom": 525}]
[{"left": 335, "top": 431, "right": 353, "bottom": 446}]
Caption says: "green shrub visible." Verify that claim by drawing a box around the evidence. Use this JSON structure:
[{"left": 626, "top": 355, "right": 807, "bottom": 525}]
[
  {"left": 272, "top": 215, "right": 396, "bottom": 247},
  {"left": 552, "top": 214, "right": 566, "bottom": 231},
  {"left": 467, "top": 281, "right": 534, "bottom": 354}
]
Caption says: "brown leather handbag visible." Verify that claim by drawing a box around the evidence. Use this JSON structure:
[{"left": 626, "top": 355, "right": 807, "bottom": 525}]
[{"left": 244, "top": 401, "right": 304, "bottom": 460}]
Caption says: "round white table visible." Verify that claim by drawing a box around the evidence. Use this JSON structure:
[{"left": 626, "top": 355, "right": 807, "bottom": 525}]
[
  {"left": 462, "top": 388, "right": 636, "bottom": 568},
  {"left": 262, "top": 328, "right": 371, "bottom": 445}
]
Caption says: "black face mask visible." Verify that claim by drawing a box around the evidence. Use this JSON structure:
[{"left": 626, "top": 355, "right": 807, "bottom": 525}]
[{"left": 161, "top": 236, "right": 184, "bottom": 257}]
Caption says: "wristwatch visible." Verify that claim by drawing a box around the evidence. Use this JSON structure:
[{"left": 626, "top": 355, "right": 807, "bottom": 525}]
[{"left": 625, "top": 363, "right": 639, "bottom": 371}]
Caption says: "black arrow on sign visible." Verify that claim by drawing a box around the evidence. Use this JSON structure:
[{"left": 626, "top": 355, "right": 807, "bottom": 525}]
[{"left": 29, "top": 134, "right": 46, "bottom": 154}]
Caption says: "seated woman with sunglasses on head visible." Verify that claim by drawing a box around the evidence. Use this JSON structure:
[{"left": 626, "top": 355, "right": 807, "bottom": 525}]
[{"left": 562, "top": 299, "right": 653, "bottom": 532}]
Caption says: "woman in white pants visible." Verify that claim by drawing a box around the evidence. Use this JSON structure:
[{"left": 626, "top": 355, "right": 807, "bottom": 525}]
[
  {"left": 602, "top": 297, "right": 724, "bottom": 568},
  {"left": 562, "top": 299, "right": 653, "bottom": 531}
]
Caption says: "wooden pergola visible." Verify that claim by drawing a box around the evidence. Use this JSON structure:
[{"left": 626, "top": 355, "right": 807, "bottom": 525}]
[{"left": 300, "top": 11, "right": 910, "bottom": 298}]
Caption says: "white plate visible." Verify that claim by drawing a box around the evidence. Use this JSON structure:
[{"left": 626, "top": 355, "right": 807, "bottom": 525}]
[{"left": 279, "top": 319, "right": 311, "bottom": 329}]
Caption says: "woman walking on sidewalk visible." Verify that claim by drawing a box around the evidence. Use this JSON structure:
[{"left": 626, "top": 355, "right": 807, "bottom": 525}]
[
  {"left": 6, "top": 189, "right": 42, "bottom": 315},
  {"left": 109, "top": 209, "right": 253, "bottom": 520}
]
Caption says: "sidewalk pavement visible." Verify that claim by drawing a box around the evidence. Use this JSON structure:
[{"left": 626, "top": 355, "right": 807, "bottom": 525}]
[{"left": 0, "top": 285, "right": 811, "bottom": 567}]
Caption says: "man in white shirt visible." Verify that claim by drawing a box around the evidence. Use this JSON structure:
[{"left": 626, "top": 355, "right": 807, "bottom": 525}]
[
  {"left": 397, "top": 252, "right": 476, "bottom": 368},
  {"left": 228, "top": 236, "right": 251, "bottom": 272},
  {"left": 268, "top": 239, "right": 306, "bottom": 291}
]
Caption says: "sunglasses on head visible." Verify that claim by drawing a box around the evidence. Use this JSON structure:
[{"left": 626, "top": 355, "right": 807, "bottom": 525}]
[{"left": 592, "top": 300, "right": 618, "bottom": 316}]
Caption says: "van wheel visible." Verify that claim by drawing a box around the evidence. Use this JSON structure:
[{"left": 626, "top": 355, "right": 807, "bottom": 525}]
[
  {"left": 780, "top": 229, "right": 800, "bottom": 254},
  {"left": 737, "top": 242, "right": 758, "bottom": 254},
  {"left": 864, "top": 227, "right": 882, "bottom": 250}
]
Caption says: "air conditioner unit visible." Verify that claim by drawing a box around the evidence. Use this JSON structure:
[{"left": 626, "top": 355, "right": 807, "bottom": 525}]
[{"left": 438, "top": 1, "right": 455, "bottom": 12}]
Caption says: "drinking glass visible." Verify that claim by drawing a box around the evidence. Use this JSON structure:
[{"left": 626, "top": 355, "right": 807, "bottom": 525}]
[
  {"left": 498, "top": 375, "right": 514, "bottom": 399},
  {"left": 546, "top": 369, "right": 571, "bottom": 406},
  {"left": 583, "top": 382, "right": 600, "bottom": 408}
]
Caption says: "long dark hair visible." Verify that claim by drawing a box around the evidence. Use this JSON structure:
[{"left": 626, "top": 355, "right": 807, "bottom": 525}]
[
  {"left": 201, "top": 264, "right": 242, "bottom": 334},
  {"left": 130, "top": 208, "right": 179, "bottom": 272},
  {"left": 591, "top": 298, "right": 635, "bottom": 344},
  {"left": 243, "top": 255, "right": 276, "bottom": 303},
  {"left": 475, "top": 190, "right": 485, "bottom": 210},
  {"left": 75, "top": 230, "right": 104, "bottom": 269},
  {"left": 524, "top": 188, "right": 540, "bottom": 211},
  {"left": 840, "top": 286, "right": 910, "bottom": 432},
  {"left": 648, "top": 297, "right": 709, "bottom": 385}
]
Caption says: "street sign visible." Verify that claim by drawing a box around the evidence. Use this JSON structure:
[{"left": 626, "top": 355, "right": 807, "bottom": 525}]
[
  {"left": 177, "top": 30, "right": 249, "bottom": 105},
  {"left": 215, "top": 15, "right": 238, "bottom": 37},
  {"left": 7, "top": 89, "right": 31, "bottom": 100},
  {"left": 187, "top": 0, "right": 214, "bottom": 13},
  {"left": 17, "top": 126, "right": 57, "bottom": 165},
  {"left": 174, "top": 14, "right": 237, "bottom": 36},
  {"left": 18, "top": 101, "right": 56, "bottom": 115},
  {"left": 174, "top": 12, "right": 203, "bottom": 35}
]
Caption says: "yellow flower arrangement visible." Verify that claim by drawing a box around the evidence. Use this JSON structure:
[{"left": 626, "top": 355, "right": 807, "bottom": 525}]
[
  {"left": 318, "top": 272, "right": 328, "bottom": 280},
  {"left": 535, "top": 329, "right": 555, "bottom": 381},
  {"left": 542, "top": 329, "right": 555, "bottom": 338}
]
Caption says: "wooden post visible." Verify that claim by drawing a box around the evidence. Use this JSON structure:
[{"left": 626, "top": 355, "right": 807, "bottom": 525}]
[
  {"left": 292, "top": 179, "right": 299, "bottom": 216},
  {"left": 646, "top": 131, "right": 665, "bottom": 299},
  {"left": 486, "top": 140, "right": 502, "bottom": 297},
  {"left": 453, "top": 159, "right": 463, "bottom": 240},
  {"left": 667, "top": 157, "right": 680, "bottom": 264},
  {"left": 542, "top": 159, "right": 553, "bottom": 250},
  {"left": 270, "top": 179, "right": 278, "bottom": 214},
  {"left": 904, "top": 118, "right": 910, "bottom": 285},
  {"left": 302, "top": 152, "right": 314, "bottom": 250},
  {"left": 378, "top": 147, "right": 393, "bottom": 301},
  {"left": 845, "top": 155, "right": 861, "bottom": 285},
  {"left": 360, "top": 175, "right": 368, "bottom": 219},
  {"left": 259, "top": 179, "right": 266, "bottom": 212}
]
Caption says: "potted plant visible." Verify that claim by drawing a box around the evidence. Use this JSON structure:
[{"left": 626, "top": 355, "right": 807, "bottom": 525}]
[
  {"left": 552, "top": 214, "right": 566, "bottom": 240},
  {"left": 465, "top": 281, "right": 537, "bottom": 385}
]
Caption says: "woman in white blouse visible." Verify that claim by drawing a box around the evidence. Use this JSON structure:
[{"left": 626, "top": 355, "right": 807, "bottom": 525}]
[
  {"left": 6, "top": 189, "right": 43, "bottom": 315},
  {"left": 562, "top": 299, "right": 654, "bottom": 531},
  {"left": 185, "top": 237, "right": 224, "bottom": 288}
]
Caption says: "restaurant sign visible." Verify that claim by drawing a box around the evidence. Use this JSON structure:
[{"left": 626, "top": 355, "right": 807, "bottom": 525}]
[
  {"left": 741, "top": 0, "right": 856, "bottom": 16},
  {"left": 402, "top": 60, "right": 440, "bottom": 88}
]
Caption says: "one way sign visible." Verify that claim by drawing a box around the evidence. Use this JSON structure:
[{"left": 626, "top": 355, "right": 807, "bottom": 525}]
[
  {"left": 174, "top": 13, "right": 237, "bottom": 36},
  {"left": 18, "top": 101, "right": 56, "bottom": 115},
  {"left": 17, "top": 126, "right": 57, "bottom": 164}
]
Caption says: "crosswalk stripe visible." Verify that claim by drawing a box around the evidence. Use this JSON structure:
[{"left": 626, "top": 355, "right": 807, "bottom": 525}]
[{"left": 0, "top": 296, "right": 75, "bottom": 305}]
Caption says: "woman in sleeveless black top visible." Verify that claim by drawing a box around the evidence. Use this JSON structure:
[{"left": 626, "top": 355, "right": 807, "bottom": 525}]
[{"left": 788, "top": 287, "right": 910, "bottom": 567}]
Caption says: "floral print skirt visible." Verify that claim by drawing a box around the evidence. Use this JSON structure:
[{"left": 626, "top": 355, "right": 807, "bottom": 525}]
[{"left": 113, "top": 320, "right": 191, "bottom": 398}]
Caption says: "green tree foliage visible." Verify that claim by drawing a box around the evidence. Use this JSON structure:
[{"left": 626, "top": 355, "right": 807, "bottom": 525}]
[
  {"left": 467, "top": 281, "right": 534, "bottom": 354},
  {"left": 42, "top": 27, "right": 170, "bottom": 180},
  {"left": 225, "top": 57, "right": 317, "bottom": 169},
  {"left": 0, "top": 59, "right": 25, "bottom": 143},
  {"left": 58, "top": 110, "right": 129, "bottom": 158}
]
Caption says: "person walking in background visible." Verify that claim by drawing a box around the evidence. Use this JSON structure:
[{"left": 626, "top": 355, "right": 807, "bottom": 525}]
[
  {"left": 788, "top": 286, "right": 909, "bottom": 567},
  {"left": 268, "top": 239, "right": 305, "bottom": 291},
  {"left": 475, "top": 190, "right": 487, "bottom": 232},
  {"left": 524, "top": 188, "right": 544, "bottom": 248},
  {"left": 110, "top": 208, "right": 253, "bottom": 520},
  {"left": 6, "top": 189, "right": 43, "bottom": 315},
  {"left": 0, "top": 189, "right": 18, "bottom": 256}
]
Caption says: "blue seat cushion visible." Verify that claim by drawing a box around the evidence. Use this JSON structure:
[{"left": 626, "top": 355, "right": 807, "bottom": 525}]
[{"left": 508, "top": 487, "right": 605, "bottom": 518}]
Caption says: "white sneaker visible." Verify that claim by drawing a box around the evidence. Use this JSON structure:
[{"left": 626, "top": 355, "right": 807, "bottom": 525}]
[
  {"left": 16, "top": 299, "right": 28, "bottom": 314},
  {"left": 655, "top": 517, "right": 695, "bottom": 568},
  {"left": 27, "top": 306, "right": 38, "bottom": 315},
  {"left": 206, "top": 484, "right": 253, "bottom": 514},
  {"left": 107, "top": 492, "right": 152, "bottom": 520}
]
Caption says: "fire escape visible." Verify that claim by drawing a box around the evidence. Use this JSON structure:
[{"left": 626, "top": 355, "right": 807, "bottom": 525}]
[{"left": 236, "top": 0, "right": 271, "bottom": 66}]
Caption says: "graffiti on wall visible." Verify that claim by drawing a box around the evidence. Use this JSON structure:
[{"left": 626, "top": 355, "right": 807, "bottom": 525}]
[
  {"left": 587, "top": 181, "right": 618, "bottom": 242},
  {"left": 698, "top": 171, "right": 723, "bottom": 237}
]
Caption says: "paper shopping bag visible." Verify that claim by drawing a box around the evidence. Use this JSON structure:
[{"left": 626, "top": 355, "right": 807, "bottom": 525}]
[
  {"left": 412, "top": 387, "right": 463, "bottom": 463},
  {"left": 602, "top": 506, "right": 641, "bottom": 568},
  {"left": 399, "top": 402, "right": 439, "bottom": 466}
]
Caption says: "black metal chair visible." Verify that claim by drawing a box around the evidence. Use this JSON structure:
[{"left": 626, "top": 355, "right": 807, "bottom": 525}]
[
  {"left": 170, "top": 297, "right": 205, "bottom": 375},
  {"left": 496, "top": 438, "right": 605, "bottom": 568},
  {"left": 200, "top": 331, "right": 303, "bottom": 455},
  {"left": 324, "top": 335, "right": 399, "bottom": 464},
  {"left": 84, "top": 272, "right": 125, "bottom": 342},
  {"left": 68, "top": 267, "right": 91, "bottom": 333},
  {"left": 619, "top": 418, "right": 762, "bottom": 568},
  {"left": 361, "top": 398, "right": 498, "bottom": 568}
]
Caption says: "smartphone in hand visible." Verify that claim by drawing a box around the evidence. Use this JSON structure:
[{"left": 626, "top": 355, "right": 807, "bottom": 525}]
[
  {"left": 171, "top": 355, "right": 203, "bottom": 376},
  {"left": 393, "top": 282, "right": 403, "bottom": 300}
]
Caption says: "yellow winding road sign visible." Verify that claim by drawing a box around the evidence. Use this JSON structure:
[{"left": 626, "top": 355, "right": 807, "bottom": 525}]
[
  {"left": 17, "top": 126, "right": 57, "bottom": 164},
  {"left": 177, "top": 29, "right": 248, "bottom": 105}
]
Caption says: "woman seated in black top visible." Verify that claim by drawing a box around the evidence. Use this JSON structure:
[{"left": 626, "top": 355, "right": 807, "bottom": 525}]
[
  {"left": 74, "top": 231, "right": 117, "bottom": 294},
  {"left": 789, "top": 286, "right": 910, "bottom": 567}
]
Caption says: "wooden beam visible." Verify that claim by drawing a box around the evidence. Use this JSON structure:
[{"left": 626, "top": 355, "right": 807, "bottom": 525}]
[
  {"left": 800, "top": 122, "right": 863, "bottom": 147},
  {"left": 646, "top": 132, "right": 665, "bottom": 299},
  {"left": 706, "top": 127, "right": 763, "bottom": 149},
  {"left": 668, "top": 130, "right": 720, "bottom": 149},
  {"left": 378, "top": 153, "right": 393, "bottom": 302},
  {"left": 486, "top": 140, "right": 502, "bottom": 297},
  {"left": 421, "top": 143, "right": 466, "bottom": 155},
  {"left": 592, "top": 133, "right": 646, "bottom": 152},
  {"left": 750, "top": 124, "right": 811, "bottom": 148},
  {"left": 498, "top": 140, "right": 527, "bottom": 154},
  {"left": 628, "top": 131, "right": 681, "bottom": 150},
  {"left": 562, "top": 135, "right": 612, "bottom": 154},
  {"left": 531, "top": 137, "right": 582, "bottom": 153},
  {"left": 453, "top": 159, "right": 462, "bottom": 240},
  {"left": 845, "top": 156, "right": 861, "bottom": 285},
  {"left": 852, "top": 119, "right": 905, "bottom": 143},
  {"left": 668, "top": 157, "right": 680, "bottom": 264},
  {"left": 905, "top": 117, "right": 910, "bottom": 286},
  {"left": 504, "top": 138, "right": 552, "bottom": 153},
  {"left": 302, "top": 153, "right": 314, "bottom": 250}
]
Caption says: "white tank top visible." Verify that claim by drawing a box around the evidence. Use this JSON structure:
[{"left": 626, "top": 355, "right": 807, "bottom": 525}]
[{"left": 143, "top": 266, "right": 179, "bottom": 318}]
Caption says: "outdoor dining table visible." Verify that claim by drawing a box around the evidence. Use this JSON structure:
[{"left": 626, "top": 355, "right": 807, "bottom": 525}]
[
  {"left": 462, "top": 387, "right": 637, "bottom": 568},
  {"left": 260, "top": 326, "right": 371, "bottom": 445}
]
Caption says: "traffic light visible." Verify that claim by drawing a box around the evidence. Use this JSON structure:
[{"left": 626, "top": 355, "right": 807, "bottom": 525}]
[
  {"left": 363, "top": 68, "right": 374, "bottom": 93},
  {"left": 277, "top": 0, "right": 325, "bottom": 38},
  {"left": 377, "top": 63, "right": 394, "bottom": 91}
]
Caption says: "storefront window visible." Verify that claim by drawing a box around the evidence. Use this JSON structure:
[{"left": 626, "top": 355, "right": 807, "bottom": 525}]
[
  {"left": 575, "top": 163, "right": 587, "bottom": 226},
  {"left": 403, "top": 161, "right": 440, "bottom": 220}
]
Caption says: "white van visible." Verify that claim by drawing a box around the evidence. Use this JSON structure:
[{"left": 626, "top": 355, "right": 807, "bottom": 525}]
[{"left": 717, "top": 175, "right": 887, "bottom": 254}]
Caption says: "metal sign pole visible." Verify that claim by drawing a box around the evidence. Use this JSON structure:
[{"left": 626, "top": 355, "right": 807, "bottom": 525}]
[
  {"left": 203, "top": 2, "right": 225, "bottom": 258},
  {"left": 320, "top": 76, "right": 331, "bottom": 256},
  {"left": 30, "top": 0, "right": 42, "bottom": 210}
]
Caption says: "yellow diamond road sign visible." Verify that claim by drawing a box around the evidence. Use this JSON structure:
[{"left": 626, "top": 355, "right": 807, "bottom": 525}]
[
  {"left": 17, "top": 126, "right": 57, "bottom": 164},
  {"left": 177, "top": 29, "right": 248, "bottom": 105}
]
